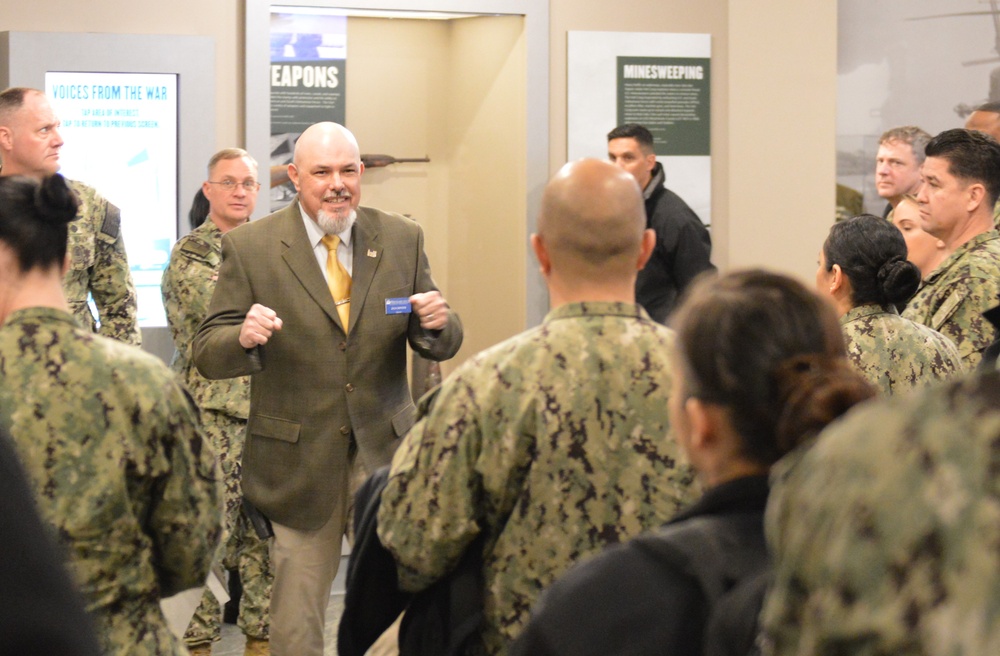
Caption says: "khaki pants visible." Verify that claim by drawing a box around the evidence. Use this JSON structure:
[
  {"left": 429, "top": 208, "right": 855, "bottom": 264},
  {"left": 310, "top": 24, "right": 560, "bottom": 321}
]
[
  {"left": 269, "top": 514, "right": 346, "bottom": 656},
  {"left": 268, "top": 448, "right": 374, "bottom": 656}
]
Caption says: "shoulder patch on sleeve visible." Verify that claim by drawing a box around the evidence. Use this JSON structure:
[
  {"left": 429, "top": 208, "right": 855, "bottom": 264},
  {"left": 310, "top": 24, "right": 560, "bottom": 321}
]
[
  {"left": 100, "top": 203, "right": 121, "bottom": 239},
  {"left": 179, "top": 238, "right": 212, "bottom": 258},
  {"left": 930, "top": 291, "right": 964, "bottom": 331}
]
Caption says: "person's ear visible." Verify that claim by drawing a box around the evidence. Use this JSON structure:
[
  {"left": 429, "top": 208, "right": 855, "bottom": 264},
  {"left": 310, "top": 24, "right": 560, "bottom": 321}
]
[
  {"left": 636, "top": 229, "right": 655, "bottom": 270},
  {"left": 966, "top": 182, "right": 986, "bottom": 213},
  {"left": 829, "top": 263, "right": 844, "bottom": 294},
  {"left": 531, "top": 233, "right": 551, "bottom": 276},
  {"left": 684, "top": 396, "right": 714, "bottom": 453}
]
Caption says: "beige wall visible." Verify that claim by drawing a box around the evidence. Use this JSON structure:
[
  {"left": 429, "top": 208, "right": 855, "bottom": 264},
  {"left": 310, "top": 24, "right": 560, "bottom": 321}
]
[
  {"left": 0, "top": 1, "right": 244, "bottom": 148},
  {"left": 343, "top": 16, "right": 526, "bottom": 366},
  {"left": 1, "top": 0, "right": 838, "bottom": 350},
  {"left": 726, "top": 0, "right": 837, "bottom": 278}
]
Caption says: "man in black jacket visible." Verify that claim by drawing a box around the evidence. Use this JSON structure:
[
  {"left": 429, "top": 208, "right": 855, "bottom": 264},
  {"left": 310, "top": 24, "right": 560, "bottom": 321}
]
[{"left": 607, "top": 123, "right": 715, "bottom": 323}]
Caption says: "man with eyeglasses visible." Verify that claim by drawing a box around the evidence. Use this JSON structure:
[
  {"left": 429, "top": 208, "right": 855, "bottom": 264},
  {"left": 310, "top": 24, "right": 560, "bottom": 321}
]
[
  {"left": 162, "top": 148, "right": 272, "bottom": 656},
  {"left": 0, "top": 86, "right": 140, "bottom": 345}
]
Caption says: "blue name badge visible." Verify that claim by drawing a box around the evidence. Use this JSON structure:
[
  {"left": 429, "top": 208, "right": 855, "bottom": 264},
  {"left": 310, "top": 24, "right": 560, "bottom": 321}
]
[{"left": 386, "top": 297, "right": 412, "bottom": 315}]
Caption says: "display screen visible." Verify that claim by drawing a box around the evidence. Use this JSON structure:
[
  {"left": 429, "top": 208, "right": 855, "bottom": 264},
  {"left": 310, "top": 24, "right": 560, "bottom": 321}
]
[{"left": 45, "top": 71, "right": 179, "bottom": 328}]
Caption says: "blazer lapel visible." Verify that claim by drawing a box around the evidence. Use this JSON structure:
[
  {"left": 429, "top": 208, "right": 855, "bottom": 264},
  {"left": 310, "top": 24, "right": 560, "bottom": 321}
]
[
  {"left": 278, "top": 202, "right": 342, "bottom": 328},
  {"left": 348, "top": 208, "right": 383, "bottom": 333}
]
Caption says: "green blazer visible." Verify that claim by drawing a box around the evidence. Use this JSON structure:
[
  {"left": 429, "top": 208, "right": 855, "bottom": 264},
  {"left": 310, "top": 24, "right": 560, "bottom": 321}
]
[{"left": 193, "top": 201, "right": 463, "bottom": 529}]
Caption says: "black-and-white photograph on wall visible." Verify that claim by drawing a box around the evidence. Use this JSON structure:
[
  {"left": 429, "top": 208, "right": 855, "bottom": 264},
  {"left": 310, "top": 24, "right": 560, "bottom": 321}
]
[{"left": 838, "top": 0, "right": 1000, "bottom": 216}]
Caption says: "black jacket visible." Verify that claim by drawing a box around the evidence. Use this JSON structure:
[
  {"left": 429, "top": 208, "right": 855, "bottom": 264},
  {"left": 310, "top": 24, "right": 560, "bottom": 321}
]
[
  {"left": 979, "top": 303, "right": 1000, "bottom": 370},
  {"left": 637, "top": 162, "right": 715, "bottom": 324},
  {"left": 510, "top": 475, "right": 770, "bottom": 656},
  {"left": 0, "top": 428, "right": 101, "bottom": 656}
]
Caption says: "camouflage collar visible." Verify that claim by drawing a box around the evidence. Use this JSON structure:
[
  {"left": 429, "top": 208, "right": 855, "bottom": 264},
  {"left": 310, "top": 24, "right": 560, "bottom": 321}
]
[
  {"left": 544, "top": 301, "right": 649, "bottom": 324},
  {"left": 3, "top": 306, "right": 80, "bottom": 330},
  {"left": 925, "top": 230, "right": 1000, "bottom": 284},
  {"left": 840, "top": 303, "right": 895, "bottom": 326},
  {"left": 194, "top": 220, "right": 223, "bottom": 237}
]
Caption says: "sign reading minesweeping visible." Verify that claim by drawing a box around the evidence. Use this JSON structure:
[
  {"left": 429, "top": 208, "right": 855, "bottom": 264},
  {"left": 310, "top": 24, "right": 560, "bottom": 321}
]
[{"left": 616, "top": 56, "right": 711, "bottom": 156}]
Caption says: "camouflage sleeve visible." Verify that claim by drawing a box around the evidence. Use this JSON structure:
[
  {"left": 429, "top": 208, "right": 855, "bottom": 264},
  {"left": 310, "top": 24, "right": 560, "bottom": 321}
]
[
  {"left": 192, "top": 234, "right": 262, "bottom": 380},
  {"left": 146, "top": 381, "right": 223, "bottom": 597},
  {"left": 90, "top": 202, "right": 141, "bottom": 346},
  {"left": 161, "top": 241, "right": 213, "bottom": 369},
  {"left": 760, "top": 383, "right": 999, "bottom": 655},
  {"left": 930, "top": 275, "right": 1000, "bottom": 368},
  {"left": 377, "top": 375, "right": 484, "bottom": 592}
]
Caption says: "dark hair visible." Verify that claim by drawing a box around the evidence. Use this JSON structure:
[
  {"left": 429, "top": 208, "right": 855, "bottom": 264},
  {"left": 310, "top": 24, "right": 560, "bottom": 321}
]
[
  {"left": 823, "top": 214, "right": 921, "bottom": 307},
  {"left": 671, "top": 270, "right": 876, "bottom": 465},
  {"left": 0, "top": 174, "right": 79, "bottom": 272},
  {"left": 607, "top": 124, "right": 654, "bottom": 150},
  {"left": 189, "top": 188, "right": 210, "bottom": 229},
  {"left": 974, "top": 101, "right": 1000, "bottom": 114},
  {"left": 925, "top": 128, "right": 1000, "bottom": 207}
]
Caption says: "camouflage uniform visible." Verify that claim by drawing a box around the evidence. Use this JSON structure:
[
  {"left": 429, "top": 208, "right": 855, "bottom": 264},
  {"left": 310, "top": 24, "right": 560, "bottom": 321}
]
[
  {"left": 65, "top": 180, "right": 141, "bottom": 345},
  {"left": 761, "top": 370, "right": 1000, "bottom": 655},
  {"left": 835, "top": 183, "right": 863, "bottom": 223},
  {"left": 0, "top": 307, "right": 222, "bottom": 656},
  {"left": 378, "top": 302, "right": 698, "bottom": 655},
  {"left": 840, "top": 303, "right": 963, "bottom": 396},
  {"left": 161, "top": 220, "right": 272, "bottom": 647},
  {"left": 902, "top": 231, "right": 1000, "bottom": 368}
]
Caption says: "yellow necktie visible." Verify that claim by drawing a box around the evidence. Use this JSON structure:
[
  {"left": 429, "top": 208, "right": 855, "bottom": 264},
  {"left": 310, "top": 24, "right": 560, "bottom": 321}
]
[{"left": 321, "top": 234, "right": 352, "bottom": 331}]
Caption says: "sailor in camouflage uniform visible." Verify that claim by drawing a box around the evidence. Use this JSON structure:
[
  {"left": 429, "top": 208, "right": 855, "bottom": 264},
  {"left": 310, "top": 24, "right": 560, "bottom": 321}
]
[
  {"left": 839, "top": 304, "right": 962, "bottom": 395},
  {"left": 0, "top": 173, "right": 222, "bottom": 655},
  {"left": 64, "top": 178, "right": 141, "bottom": 343},
  {"left": 964, "top": 101, "right": 1000, "bottom": 229},
  {"left": 0, "top": 87, "right": 140, "bottom": 345},
  {"left": 162, "top": 149, "right": 271, "bottom": 655},
  {"left": 817, "top": 215, "right": 963, "bottom": 395},
  {"left": 761, "top": 367, "right": 1000, "bottom": 655},
  {"left": 900, "top": 129, "right": 1000, "bottom": 368},
  {"left": 378, "top": 159, "right": 698, "bottom": 655}
]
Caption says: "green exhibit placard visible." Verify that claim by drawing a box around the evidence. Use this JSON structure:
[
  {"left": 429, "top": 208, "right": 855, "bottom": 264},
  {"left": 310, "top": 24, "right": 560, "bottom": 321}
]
[{"left": 616, "top": 56, "right": 710, "bottom": 156}]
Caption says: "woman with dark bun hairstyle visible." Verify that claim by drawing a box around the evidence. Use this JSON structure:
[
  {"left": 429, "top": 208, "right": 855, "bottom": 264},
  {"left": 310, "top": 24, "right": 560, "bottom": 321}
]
[
  {"left": 818, "top": 214, "right": 963, "bottom": 396},
  {"left": 0, "top": 174, "right": 222, "bottom": 656},
  {"left": 510, "top": 270, "right": 876, "bottom": 656}
]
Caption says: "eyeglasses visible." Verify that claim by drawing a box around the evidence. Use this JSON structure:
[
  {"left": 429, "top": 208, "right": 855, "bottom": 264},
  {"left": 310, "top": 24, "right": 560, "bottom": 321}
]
[{"left": 207, "top": 180, "right": 260, "bottom": 192}]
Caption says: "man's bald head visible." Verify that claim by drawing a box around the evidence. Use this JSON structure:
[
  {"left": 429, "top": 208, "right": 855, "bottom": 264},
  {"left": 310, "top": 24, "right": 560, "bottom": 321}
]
[
  {"left": 292, "top": 121, "right": 361, "bottom": 167},
  {"left": 965, "top": 103, "right": 1000, "bottom": 142},
  {"left": 537, "top": 158, "right": 646, "bottom": 281},
  {"left": 288, "top": 122, "right": 364, "bottom": 231}
]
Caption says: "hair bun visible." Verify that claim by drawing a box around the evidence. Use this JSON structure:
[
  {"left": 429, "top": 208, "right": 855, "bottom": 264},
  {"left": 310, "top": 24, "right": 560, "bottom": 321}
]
[
  {"left": 33, "top": 174, "right": 80, "bottom": 226},
  {"left": 773, "top": 355, "right": 876, "bottom": 453},
  {"left": 876, "top": 256, "right": 921, "bottom": 305}
]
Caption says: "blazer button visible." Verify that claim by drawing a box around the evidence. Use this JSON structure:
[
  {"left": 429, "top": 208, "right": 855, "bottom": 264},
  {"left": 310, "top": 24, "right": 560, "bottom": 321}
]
[
  {"left": 340, "top": 425, "right": 351, "bottom": 435},
  {"left": 339, "top": 341, "right": 347, "bottom": 351},
  {"left": 345, "top": 383, "right": 354, "bottom": 392}
]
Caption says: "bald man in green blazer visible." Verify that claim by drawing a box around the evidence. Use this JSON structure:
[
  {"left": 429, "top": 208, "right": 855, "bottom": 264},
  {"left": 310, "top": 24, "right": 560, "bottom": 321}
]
[{"left": 193, "top": 122, "right": 462, "bottom": 656}]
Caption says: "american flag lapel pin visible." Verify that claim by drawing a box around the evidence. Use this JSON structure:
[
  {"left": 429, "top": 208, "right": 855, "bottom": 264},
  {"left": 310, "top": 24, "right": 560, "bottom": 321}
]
[{"left": 367, "top": 249, "right": 377, "bottom": 257}]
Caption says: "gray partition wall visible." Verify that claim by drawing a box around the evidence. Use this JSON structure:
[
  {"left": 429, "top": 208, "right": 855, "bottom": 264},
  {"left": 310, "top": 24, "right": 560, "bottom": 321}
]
[{"left": 0, "top": 31, "right": 215, "bottom": 363}]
